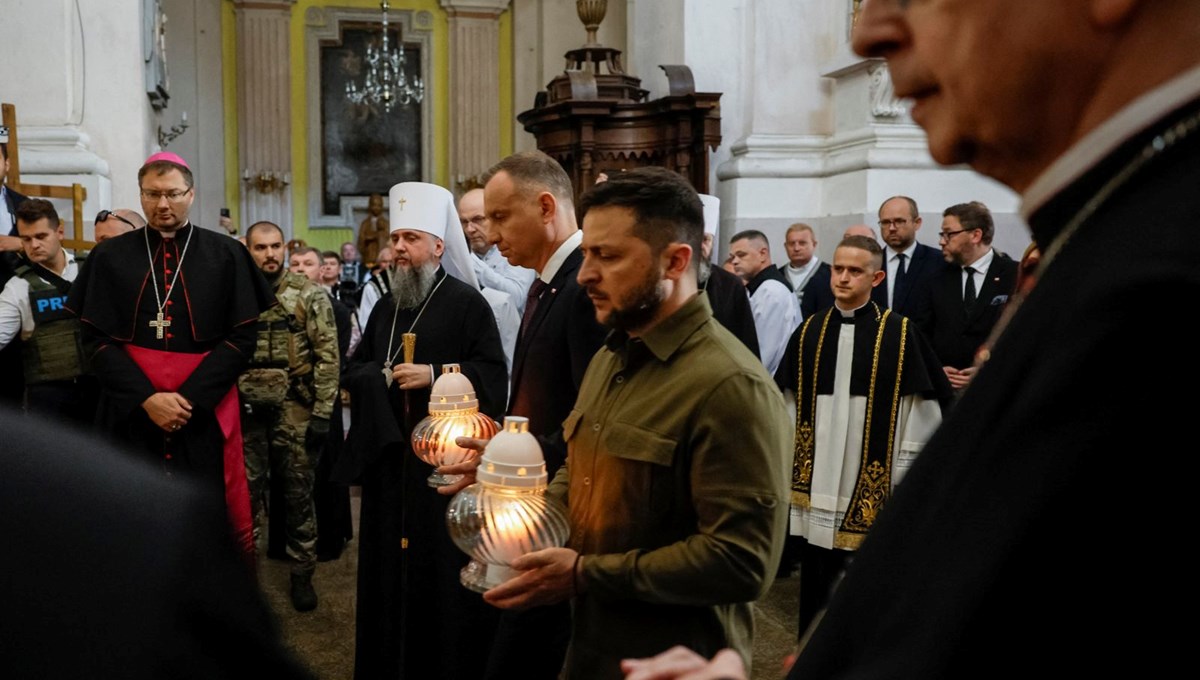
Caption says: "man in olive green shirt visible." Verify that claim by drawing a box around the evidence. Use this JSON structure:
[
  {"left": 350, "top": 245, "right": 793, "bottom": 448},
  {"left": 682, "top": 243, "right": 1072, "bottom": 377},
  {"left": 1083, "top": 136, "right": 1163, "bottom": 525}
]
[{"left": 482, "top": 168, "right": 791, "bottom": 679}]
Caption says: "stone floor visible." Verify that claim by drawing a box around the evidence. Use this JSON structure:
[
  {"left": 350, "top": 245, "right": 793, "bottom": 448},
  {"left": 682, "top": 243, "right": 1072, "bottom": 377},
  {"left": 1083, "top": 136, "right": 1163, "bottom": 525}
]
[{"left": 258, "top": 488, "right": 801, "bottom": 680}]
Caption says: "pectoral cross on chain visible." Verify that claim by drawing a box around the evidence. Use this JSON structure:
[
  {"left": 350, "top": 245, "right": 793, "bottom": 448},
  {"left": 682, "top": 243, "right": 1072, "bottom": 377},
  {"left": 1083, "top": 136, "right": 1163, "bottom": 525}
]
[{"left": 149, "top": 311, "right": 171, "bottom": 339}]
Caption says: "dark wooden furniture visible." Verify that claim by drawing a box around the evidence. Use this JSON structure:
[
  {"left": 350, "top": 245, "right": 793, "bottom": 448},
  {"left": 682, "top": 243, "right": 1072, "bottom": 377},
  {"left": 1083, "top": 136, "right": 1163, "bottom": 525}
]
[{"left": 517, "top": 43, "right": 721, "bottom": 201}]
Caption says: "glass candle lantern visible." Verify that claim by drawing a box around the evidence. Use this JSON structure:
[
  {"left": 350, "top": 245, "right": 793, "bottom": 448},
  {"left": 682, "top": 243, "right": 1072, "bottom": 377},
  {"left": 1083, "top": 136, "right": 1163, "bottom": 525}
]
[
  {"left": 445, "top": 415, "right": 570, "bottom": 592},
  {"left": 410, "top": 364, "right": 500, "bottom": 488}
]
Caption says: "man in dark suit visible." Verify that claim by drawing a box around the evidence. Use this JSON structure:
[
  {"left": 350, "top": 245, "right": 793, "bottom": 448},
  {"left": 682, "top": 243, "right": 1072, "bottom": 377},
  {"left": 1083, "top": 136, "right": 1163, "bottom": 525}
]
[
  {"left": 0, "top": 141, "right": 29, "bottom": 405},
  {"left": 465, "top": 150, "right": 607, "bottom": 679},
  {"left": 870, "top": 195, "right": 945, "bottom": 319},
  {"left": 922, "top": 201, "right": 1017, "bottom": 392},
  {"left": 0, "top": 408, "right": 311, "bottom": 679},
  {"left": 781, "top": 222, "right": 835, "bottom": 318}
]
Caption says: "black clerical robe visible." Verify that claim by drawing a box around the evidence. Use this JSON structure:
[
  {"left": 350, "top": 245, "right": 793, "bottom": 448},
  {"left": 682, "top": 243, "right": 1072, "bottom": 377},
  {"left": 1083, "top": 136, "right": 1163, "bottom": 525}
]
[
  {"left": 787, "top": 94, "right": 1200, "bottom": 679},
  {"left": 343, "top": 267, "right": 507, "bottom": 680},
  {"left": 66, "top": 224, "right": 273, "bottom": 557},
  {"left": 701, "top": 265, "right": 760, "bottom": 357}
]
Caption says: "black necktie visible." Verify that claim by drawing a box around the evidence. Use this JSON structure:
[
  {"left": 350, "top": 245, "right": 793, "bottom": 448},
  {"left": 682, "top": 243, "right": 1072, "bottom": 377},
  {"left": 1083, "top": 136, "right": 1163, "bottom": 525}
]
[
  {"left": 893, "top": 253, "right": 909, "bottom": 306},
  {"left": 963, "top": 266, "right": 977, "bottom": 312},
  {"left": 520, "top": 279, "right": 549, "bottom": 340}
]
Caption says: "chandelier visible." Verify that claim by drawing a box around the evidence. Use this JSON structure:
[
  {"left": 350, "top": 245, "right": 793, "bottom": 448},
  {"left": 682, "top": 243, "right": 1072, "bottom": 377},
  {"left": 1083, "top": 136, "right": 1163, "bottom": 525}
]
[{"left": 345, "top": 0, "right": 423, "bottom": 113}]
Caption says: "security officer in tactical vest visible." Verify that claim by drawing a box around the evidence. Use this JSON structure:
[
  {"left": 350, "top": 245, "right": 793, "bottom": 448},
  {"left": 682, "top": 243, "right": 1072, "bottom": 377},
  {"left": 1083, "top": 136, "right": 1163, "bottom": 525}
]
[
  {"left": 0, "top": 198, "right": 97, "bottom": 423},
  {"left": 240, "top": 221, "right": 340, "bottom": 611}
]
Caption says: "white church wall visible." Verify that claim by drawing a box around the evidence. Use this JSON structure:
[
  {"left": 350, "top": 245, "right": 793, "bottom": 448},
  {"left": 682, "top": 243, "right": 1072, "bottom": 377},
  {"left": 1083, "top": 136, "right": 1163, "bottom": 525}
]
[
  {"left": 0, "top": 0, "right": 157, "bottom": 239},
  {"left": 510, "top": 0, "right": 627, "bottom": 153}
]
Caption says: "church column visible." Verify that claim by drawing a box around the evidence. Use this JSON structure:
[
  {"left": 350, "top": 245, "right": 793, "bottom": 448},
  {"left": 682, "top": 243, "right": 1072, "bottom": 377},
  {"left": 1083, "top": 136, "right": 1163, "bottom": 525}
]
[
  {"left": 0, "top": 0, "right": 156, "bottom": 232},
  {"left": 439, "top": 0, "right": 511, "bottom": 189},
  {"left": 233, "top": 0, "right": 294, "bottom": 231}
]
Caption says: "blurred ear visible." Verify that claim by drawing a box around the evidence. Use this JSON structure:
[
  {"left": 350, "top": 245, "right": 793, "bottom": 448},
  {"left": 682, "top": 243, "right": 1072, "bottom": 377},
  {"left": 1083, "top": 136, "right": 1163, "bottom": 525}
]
[
  {"left": 1089, "top": 0, "right": 1140, "bottom": 28},
  {"left": 537, "top": 191, "right": 557, "bottom": 224},
  {"left": 662, "top": 243, "right": 694, "bottom": 281}
]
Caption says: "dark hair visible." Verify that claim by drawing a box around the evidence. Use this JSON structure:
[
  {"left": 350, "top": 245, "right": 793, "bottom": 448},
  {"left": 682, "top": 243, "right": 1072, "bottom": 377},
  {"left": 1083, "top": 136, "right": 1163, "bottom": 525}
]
[
  {"left": 15, "top": 198, "right": 60, "bottom": 227},
  {"left": 291, "top": 246, "right": 321, "bottom": 260},
  {"left": 837, "top": 235, "right": 885, "bottom": 270},
  {"left": 880, "top": 195, "right": 920, "bottom": 219},
  {"left": 138, "top": 160, "right": 194, "bottom": 189},
  {"left": 0, "top": 142, "right": 8, "bottom": 160},
  {"left": 485, "top": 150, "right": 575, "bottom": 207},
  {"left": 577, "top": 166, "right": 704, "bottom": 270},
  {"left": 730, "top": 229, "right": 770, "bottom": 250},
  {"left": 943, "top": 201, "right": 995, "bottom": 244},
  {"left": 246, "top": 221, "right": 284, "bottom": 242},
  {"left": 321, "top": 250, "right": 342, "bottom": 264}
]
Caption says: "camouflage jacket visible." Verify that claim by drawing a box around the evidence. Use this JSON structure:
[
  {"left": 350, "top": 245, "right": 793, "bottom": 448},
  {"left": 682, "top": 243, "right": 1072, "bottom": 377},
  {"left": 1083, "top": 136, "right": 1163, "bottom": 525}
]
[{"left": 245, "top": 271, "right": 340, "bottom": 420}]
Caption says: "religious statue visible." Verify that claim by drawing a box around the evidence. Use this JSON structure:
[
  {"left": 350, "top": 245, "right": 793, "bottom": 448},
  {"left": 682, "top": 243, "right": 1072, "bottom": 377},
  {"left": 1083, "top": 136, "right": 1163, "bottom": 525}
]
[{"left": 357, "top": 193, "right": 390, "bottom": 266}]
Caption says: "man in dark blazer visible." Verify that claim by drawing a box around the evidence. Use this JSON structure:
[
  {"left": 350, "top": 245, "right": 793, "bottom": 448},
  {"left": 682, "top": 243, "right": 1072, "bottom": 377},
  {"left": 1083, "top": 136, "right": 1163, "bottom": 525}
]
[
  {"left": 0, "top": 408, "right": 311, "bottom": 679},
  {"left": 0, "top": 141, "right": 29, "bottom": 248},
  {"left": 0, "top": 142, "right": 29, "bottom": 405},
  {"left": 921, "top": 201, "right": 1018, "bottom": 392},
  {"left": 870, "top": 195, "right": 946, "bottom": 320},
  {"left": 471, "top": 150, "right": 607, "bottom": 679}
]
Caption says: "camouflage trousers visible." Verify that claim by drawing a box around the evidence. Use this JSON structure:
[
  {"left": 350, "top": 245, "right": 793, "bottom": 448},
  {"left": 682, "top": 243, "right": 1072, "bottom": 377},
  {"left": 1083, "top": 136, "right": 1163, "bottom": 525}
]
[{"left": 241, "top": 398, "right": 320, "bottom": 575}]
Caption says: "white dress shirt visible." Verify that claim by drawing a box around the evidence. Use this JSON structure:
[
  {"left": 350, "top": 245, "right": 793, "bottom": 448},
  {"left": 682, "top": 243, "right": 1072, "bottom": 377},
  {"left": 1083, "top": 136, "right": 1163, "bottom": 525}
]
[{"left": 885, "top": 242, "right": 918, "bottom": 307}]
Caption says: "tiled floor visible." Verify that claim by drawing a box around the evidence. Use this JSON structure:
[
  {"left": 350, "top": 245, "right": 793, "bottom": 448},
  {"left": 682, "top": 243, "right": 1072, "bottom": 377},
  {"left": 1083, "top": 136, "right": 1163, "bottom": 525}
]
[{"left": 260, "top": 490, "right": 802, "bottom": 680}]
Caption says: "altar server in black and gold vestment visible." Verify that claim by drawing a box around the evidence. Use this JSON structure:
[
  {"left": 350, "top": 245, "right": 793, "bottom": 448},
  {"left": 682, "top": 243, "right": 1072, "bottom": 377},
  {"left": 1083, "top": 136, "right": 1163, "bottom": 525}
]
[
  {"left": 66, "top": 152, "right": 273, "bottom": 562},
  {"left": 774, "top": 235, "right": 950, "bottom": 638},
  {"left": 341, "top": 181, "right": 507, "bottom": 680}
]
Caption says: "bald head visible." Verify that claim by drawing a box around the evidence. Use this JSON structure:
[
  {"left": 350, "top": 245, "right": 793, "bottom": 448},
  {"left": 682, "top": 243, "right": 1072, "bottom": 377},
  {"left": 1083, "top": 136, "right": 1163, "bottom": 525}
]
[
  {"left": 458, "top": 188, "right": 489, "bottom": 256},
  {"left": 94, "top": 209, "right": 145, "bottom": 243},
  {"left": 843, "top": 224, "right": 877, "bottom": 240}
]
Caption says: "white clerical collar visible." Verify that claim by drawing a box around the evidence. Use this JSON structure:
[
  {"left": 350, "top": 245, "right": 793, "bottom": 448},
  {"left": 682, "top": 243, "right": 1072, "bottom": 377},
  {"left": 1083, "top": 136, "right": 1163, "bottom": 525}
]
[
  {"left": 835, "top": 299, "right": 870, "bottom": 318},
  {"left": 539, "top": 229, "right": 583, "bottom": 283},
  {"left": 786, "top": 258, "right": 818, "bottom": 279},
  {"left": 1023, "top": 63, "right": 1200, "bottom": 220}
]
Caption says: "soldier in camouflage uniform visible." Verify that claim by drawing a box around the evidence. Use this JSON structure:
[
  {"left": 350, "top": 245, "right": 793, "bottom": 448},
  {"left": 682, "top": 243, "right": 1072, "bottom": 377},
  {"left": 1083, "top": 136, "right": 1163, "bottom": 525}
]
[{"left": 240, "top": 221, "right": 340, "bottom": 611}]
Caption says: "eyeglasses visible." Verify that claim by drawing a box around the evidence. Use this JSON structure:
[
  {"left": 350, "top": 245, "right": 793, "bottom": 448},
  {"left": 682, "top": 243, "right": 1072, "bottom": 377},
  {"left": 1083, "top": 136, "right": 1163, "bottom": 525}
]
[
  {"left": 94, "top": 210, "right": 138, "bottom": 228},
  {"left": 140, "top": 188, "right": 192, "bottom": 203},
  {"left": 938, "top": 228, "right": 974, "bottom": 242},
  {"left": 879, "top": 218, "right": 911, "bottom": 229}
]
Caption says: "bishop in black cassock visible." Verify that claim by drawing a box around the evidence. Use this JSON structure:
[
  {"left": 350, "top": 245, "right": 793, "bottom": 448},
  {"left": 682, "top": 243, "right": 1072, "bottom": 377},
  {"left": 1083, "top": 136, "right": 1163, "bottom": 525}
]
[
  {"left": 66, "top": 153, "right": 273, "bottom": 561},
  {"left": 340, "top": 181, "right": 507, "bottom": 680}
]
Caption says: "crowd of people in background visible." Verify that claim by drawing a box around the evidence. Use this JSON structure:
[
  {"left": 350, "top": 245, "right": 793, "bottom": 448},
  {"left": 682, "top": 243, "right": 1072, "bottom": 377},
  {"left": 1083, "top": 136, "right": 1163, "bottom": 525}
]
[
  {"left": 3, "top": 1, "right": 1197, "bottom": 677},
  {"left": 0, "top": 137, "right": 1014, "bottom": 679}
]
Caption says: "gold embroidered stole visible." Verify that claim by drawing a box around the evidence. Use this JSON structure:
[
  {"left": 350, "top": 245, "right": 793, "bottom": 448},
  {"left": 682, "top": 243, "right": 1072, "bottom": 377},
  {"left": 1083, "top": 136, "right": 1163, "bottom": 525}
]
[{"left": 791, "top": 306, "right": 910, "bottom": 549}]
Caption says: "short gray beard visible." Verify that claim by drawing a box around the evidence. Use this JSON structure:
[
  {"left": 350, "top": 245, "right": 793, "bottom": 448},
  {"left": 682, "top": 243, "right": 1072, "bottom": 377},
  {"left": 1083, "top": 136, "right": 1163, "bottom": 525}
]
[
  {"left": 390, "top": 261, "right": 439, "bottom": 309},
  {"left": 698, "top": 259, "right": 712, "bottom": 285}
]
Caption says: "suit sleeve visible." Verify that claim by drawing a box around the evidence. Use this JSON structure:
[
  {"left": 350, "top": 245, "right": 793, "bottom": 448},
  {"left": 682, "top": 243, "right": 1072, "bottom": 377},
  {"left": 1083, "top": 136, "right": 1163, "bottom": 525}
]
[{"left": 537, "top": 285, "right": 606, "bottom": 475}]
